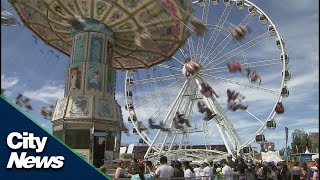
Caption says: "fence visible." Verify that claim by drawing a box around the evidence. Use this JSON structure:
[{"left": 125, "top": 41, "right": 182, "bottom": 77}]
[{"left": 110, "top": 173, "right": 256, "bottom": 180}]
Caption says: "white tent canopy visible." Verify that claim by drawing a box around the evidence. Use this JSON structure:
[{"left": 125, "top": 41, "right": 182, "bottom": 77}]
[
  {"left": 261, "top": 150, "right": 284, "bottom": 163},
  {"left": 312, "top": 154, "right": 319, "bottom": 161}
]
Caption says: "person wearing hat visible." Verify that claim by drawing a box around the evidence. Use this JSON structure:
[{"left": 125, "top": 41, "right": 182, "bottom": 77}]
[{"left": 203, "top": 159, "right": 214, "bottom": 179}]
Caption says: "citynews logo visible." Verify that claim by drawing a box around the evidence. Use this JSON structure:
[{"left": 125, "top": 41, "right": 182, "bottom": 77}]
[{"left": 6, "top": 132, "right": 65, "bottom": 169}]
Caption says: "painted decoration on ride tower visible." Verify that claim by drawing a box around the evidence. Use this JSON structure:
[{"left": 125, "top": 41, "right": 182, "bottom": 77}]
[
  {"left": 89, "top": 34, "right": 104, "bottom": 63},
  {"left": 106, "top": 40, "right": 113, "bottom": 66},
  {"left": 61, "top": 0, "right": 77, "bottom": 12},
  {"left": 69, "top": 96, "right": 90, "bottom": 117},
  {"left": 122, "top": 0, "right": 141, "bottom": 9},
  {"left": 106, "top": 131, "right": 115, "bottom": 151},
  {"left": 94, "top": 1, "right": 110, "bottom": 19},
  {"left": 79, "top": 0, "right": 90, "bottom": 17},
  {"left": 52, "top": 98, "right": 67, "bottom": 121},
  {"left": 104, "top": 151, "right": 114, "bottom": 168},
  {"left": 73, "top": 34, "right": 87, "bottom": 63},
  {"left": 86, "top": 63, "right": 103, "bottom": 92},
  {"left": 10, "top": 0, "right": 192, "bottom": 70},
  {"left": 96, "top": 98, "right": 113, "bottom": 119},
  {"left": 69, "top": 63, "right": 83, "bottom": 92},
  {"left": 106, "top": 67, "right": 115, "bottom": 94}
]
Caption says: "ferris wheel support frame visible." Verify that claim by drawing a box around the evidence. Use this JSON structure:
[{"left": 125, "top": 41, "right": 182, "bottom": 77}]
[
  {"left": 194, "top": 75, "right": 243, "bottom": 154},
  {"left": 144, "top": 79, "right": 190, "bottom": 158},
  {"left": 158, "top": 86, "right": 188, "bottom": 155}
]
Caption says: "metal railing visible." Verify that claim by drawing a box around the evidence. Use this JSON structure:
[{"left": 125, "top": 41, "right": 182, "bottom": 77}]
[{"left": 111, "top": 173, "right": 256, "bottom": 180}]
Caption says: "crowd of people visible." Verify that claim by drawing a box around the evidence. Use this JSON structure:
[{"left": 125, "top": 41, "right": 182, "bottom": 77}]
[{"left": 99, "top": 154, "right": 319, "bottom": 180}]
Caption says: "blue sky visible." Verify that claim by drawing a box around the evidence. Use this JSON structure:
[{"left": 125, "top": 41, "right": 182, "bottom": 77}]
[{"left": 1, "top": 0, "right": 319, "bottom": 152}]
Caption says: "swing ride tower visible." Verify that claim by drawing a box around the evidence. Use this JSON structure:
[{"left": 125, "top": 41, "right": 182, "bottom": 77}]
[{"left": 10, "top": 0, "right": 193, "bottom": 167}]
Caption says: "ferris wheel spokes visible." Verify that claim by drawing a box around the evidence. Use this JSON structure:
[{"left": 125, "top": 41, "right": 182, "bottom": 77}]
[
  {"left": 198, "top": 3, "right": 234, "bottom": 63},
  {"left": 195, "top": 0, "right": 211, "bottom": 61},
  {"left": 204, "top": 31, "right": 271, "bottom": 68},
  {"left": 201, "top": 73, "right": 279, "bottom": 95},
  {"left": 156, "top": 64, "right": 182, "bottom": 72},
  {"left": 201, "top": 58, "right": 282, "bottom": 74},
  {"left": 187, "top": 37, "right": 196, "bottom": 61},
  {"left": 200, "top": 13, "right": 253, "bottom": 65}
]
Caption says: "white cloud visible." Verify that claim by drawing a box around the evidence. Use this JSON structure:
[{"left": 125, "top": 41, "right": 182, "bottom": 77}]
[
  {"left": 1, "top": 74, "right": 19, "bottom": 89},
  {"left": 23, "top": 84, "right": 64, "bottom": 104}
]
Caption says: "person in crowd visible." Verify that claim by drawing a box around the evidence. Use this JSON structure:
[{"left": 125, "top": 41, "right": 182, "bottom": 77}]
[
  {"left": 155, "top": 156, "right": 174, "bottom": 179},
  {"left": 183, "top": 161, "right": 195, "bottom": 179},
  {"left": 234, "top": 157, "right": 248, "bottom": 180},
  {"left": 226, "top": 154, "right": 236, "bottom": 171},
  {"left": 269, "top": 163, "right": 278, "bottom": 180},
  {"left": 113, "top": 159, "right": 126, "bottom": 179},
  {"left": 261, "top": 161, "right": 270, "bottom": 180},
  {"left": 203, "top": 159, "right": 214, "bottom": 180},
  {"left": 215, "top": 163, "right": 223, "bottom": 180},
  {"left": 193, "top": 162, "right": 204, "bottom": 179},
  {"left": 300, "top": 162, "right": 307, "bottom": 180},
  {"left": 173, "top": 160, "right": 184, "bottom": 178},
  {"left": 131, "top": 158, "right": 139, "bottom": 175},
  {"left": 131, "top": 163, "right": 155, "bottom": 180},
  {"left": 256, "top": 163, "right": 264, "bottom": 180},
  {"left": 292, "top": 162, "right": 301, "bottom": 180},
  {"left": 280, "top": 164, "right": 291, "bottom": 180},
  {"left": 99, "top": 165, "right": 107, "bottom": 175},
  {"left": 311, "top": 166, "right": 319, "bottom": 180},
  {"left": 144, "top": 161, "right": 155, "bottom": 178},
  {"left": 220, "top": 159, "right": 233, "bottom": 180}
]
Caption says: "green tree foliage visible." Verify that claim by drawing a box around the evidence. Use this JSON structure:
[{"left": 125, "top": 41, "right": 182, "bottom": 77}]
[{"left": 291, "top": 133, "right": 316, "bottom": 153}]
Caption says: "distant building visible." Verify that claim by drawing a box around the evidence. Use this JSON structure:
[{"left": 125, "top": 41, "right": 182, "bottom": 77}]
[{"left": 292, "top": 129, "right": 306, "bottom": 141}]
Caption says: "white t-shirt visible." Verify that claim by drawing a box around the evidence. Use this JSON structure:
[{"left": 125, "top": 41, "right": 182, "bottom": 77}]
[
  {"left": 155, "top": 164, "right": 174, "bottom": 178},
  {"left": 203, "top": 166, "right": 213, "bottom": 180},
  {"left": 222, "top": 165, "right": 233, "bottom": 180},
  {"left": 184, "top": 169, "right": 195, "bottom": 178},
  {"left": 194, "top": 167, "right": 204, "bottom": 177}
]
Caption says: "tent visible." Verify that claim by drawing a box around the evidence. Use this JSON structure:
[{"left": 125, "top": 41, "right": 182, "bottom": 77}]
[
  {"left": 312, "top": 154, "right": 319, "bottom": 161},
  {"left": 261, "top": 150, "right": 284, "bottom": 163}
]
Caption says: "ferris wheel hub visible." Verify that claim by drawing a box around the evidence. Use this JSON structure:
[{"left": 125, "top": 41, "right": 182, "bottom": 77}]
[{"left": 182, "top": 59, "right": 202, "bottom": 78}]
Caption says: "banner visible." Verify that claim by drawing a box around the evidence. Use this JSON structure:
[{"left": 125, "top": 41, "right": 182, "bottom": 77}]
[
  {"left": 284, "top": 127, "right": 289, "bottom": 158},
  {"left": 0, "top": 97, "right": 111, "bottom": 179}
]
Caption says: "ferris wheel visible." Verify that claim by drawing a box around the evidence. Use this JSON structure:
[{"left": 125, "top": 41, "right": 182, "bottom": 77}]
[{"left": 124, "top": 0, "right": 290, "bottom": 161}]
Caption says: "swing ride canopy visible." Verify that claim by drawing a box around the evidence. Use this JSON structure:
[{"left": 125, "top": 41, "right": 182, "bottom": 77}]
[{"left": 10, "top": 0, "right": 193, "bottom": 69}]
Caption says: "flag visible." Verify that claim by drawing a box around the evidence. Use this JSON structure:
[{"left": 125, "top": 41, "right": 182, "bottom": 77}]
[
  {"left": 284, "top": 127, "right": 289, "bottom": 157},
  {"left": 285, "top": 127, "right": 288, "bottom": 141}
]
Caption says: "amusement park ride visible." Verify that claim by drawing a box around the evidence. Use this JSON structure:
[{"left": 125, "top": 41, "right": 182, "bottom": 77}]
[{"left": 4, "top": 0, "right": 291, "bottom": 165}]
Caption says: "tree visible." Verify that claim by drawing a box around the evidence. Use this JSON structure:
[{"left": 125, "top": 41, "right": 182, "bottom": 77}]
[{"left": 291, "top": 133, "right": 313, "bottom": 153}]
